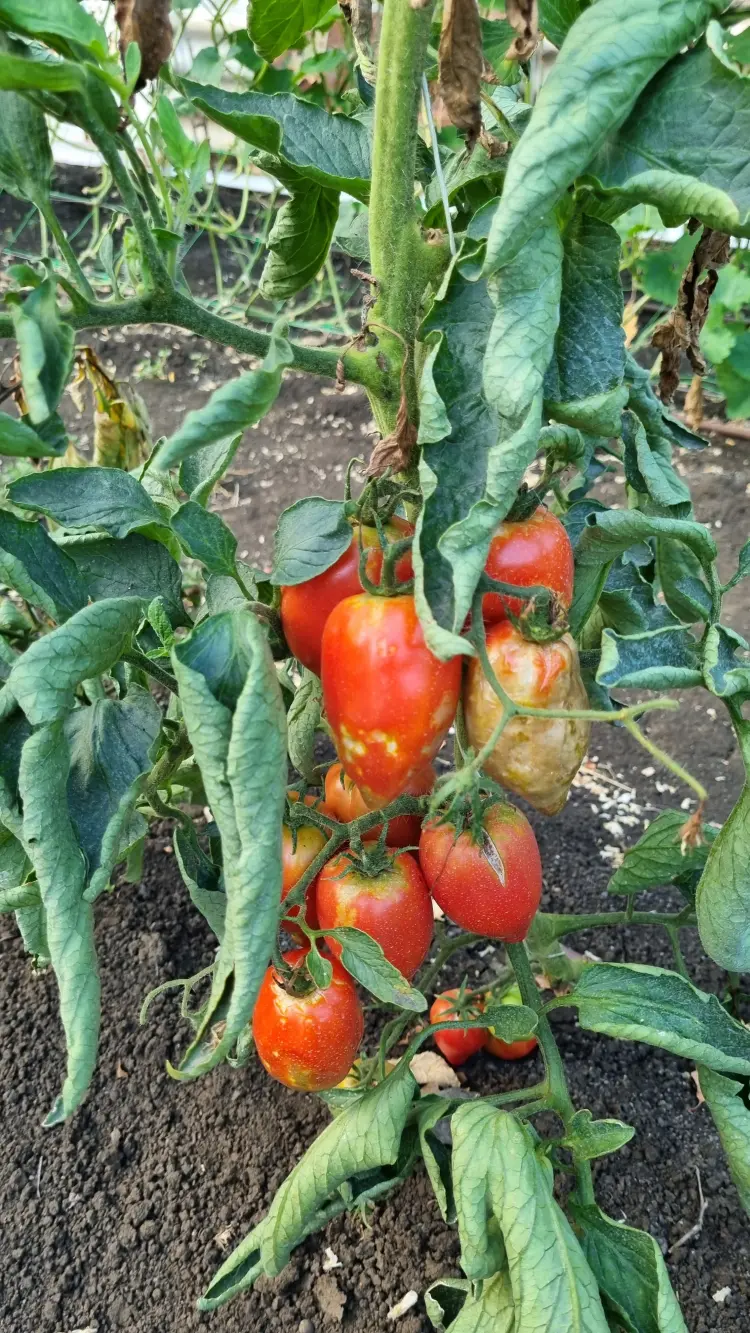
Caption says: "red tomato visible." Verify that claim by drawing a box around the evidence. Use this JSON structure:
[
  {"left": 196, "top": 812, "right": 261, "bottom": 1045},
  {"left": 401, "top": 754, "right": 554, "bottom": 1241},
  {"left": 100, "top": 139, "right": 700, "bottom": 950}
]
[
  {"left": 252, "top": 948, "right": 364, "bottom": 1090},
  {"left": 482, "top": 506, "right": 574, "bottom": 624},
  {"left": 324, "top": 761, "right": 434, "bottom": 848},
  {"left": 280, "top": 518, "right": 414, "bottom": 675},
  {"left": 484, "top": 984, "right": 538, "bottom": 1060},
  {"left": 322, "top": 594, "right": 461, "bottom": 807},
  {"left": 281, "top": 820, "right": 327, "bottom": 942},
  {"left": 419, "top": 802, "right": 542, "bottom": 941},
  {"left": 430, "top": 989, "right": 487, "bottom": 1066},
  {"left": 316, "top": 847, "right": 434, "bottom": 979}
]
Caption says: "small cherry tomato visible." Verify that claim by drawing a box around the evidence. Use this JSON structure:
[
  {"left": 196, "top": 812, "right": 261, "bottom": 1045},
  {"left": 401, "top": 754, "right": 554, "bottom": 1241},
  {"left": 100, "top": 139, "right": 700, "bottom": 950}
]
[
  {"left": 419, "top": 802, "right": 542, "bottom": 941},
  {"left": 280, "top": 518, "right": 414, "bottom": 675},
  {"left": 316, "top": 847, "right": 434, "bottom": 979},
  {"left": 430, "top": 989, "right": 487, "bottom": 1066},
  {"left": 282, "top": 818, "right": 327, "bottom": 942},
  {"left": 484, "top": 983, "right": 538, "bottom": 1060},
  {"left": 252, "top": 948, "right": 364, "bottom": 1090},
  {"left": 324, "top": 762, "right": 434, "bottom": 848},
  {"left": 482, "top": 506, "right": 574, "bottom": 624},
  {"left": 463, "top": 620, "right": 590, "bottom": 815},
  {"left": 322, "top": 594, "right": 461, "bottom": 807}
]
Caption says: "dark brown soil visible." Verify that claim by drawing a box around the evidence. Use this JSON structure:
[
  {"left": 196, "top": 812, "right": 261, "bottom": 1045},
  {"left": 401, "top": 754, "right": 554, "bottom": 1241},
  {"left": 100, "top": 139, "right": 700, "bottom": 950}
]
[{"left": 3, "top": 174, "right": 750, "bottom": 1333}]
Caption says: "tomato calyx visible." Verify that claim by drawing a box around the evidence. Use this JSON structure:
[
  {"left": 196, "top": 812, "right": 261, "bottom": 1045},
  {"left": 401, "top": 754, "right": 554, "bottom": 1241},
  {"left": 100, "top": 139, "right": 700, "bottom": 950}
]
[
  {"left": 357, "top": 523, "right": 414, "bottom": 598},
  {"left": 272, "top": 949, "right": 318, "bottom": 999},
  {"left": 338, "top": 826, "right": 400, "bottom": 880},
  {"left": 504, "top": 482, "right": 544, "bottom": 524},
  {"left": 474, "top": 572, "right": 569, "bottom": 645}
]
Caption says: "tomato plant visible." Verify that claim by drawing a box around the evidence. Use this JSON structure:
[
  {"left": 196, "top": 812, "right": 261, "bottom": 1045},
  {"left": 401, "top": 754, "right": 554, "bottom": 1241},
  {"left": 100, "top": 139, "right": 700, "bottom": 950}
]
[{"left": 2, "top": 0, "right": 750, "bottom": 1328}]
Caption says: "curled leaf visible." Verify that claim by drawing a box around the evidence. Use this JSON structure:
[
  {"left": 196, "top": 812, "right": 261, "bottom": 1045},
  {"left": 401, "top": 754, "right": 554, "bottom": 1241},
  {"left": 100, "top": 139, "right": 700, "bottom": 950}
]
[
  {"left": 506, "top": 0, "right": 539, "bottom": 61},
  {"left": 365, "top": 391, "right": 417, "bottom": 478},
  {"left": 651, "top": 226, "right": 730, "bottom": 403},
  {"left": 438, "top": 0, "right": 483, "bottom": 149},
  {"left": 115, "top": 0, "right": 172, "bottom": 88}
]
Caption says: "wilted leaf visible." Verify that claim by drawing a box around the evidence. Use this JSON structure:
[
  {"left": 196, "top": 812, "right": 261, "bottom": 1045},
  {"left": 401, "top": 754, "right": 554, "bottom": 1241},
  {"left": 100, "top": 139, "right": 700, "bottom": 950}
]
[
  {"left": 115, "top": 0, "right": 172, "bottom": 87},
  {"left": 439, "top": 0, "right": 483, "bottom": 149},
  {"left": 506, "top": 0, "right": 538, "bottom": 61},
  {"left": 651, "top": 227, "right": 730, "bottom": 404}
]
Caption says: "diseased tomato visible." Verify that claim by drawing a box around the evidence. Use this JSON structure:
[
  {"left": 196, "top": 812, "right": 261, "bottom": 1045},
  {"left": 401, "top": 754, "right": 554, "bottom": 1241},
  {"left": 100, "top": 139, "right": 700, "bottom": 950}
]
[
  {"left": 464, "top": 620, "right": 590, "bottom": 815},
  {"left": 280, "top": 518, "right": 413, "bottom": 675},
  {"left": 483, "top": 506, "right": 574, "bottom": 624},
  {"left": 324, "top": 761, "right": 434, "bottom": 848},
  {"left": 419, "top": 802, "right": 542, "bottom": 941},
  {"left": 322, "top": 594, "right": 461, "bottom": 807},
  {"left": 252, "top": 948, "right": 364, "bottom": 1090},
  {"left": 430, "top": 989, "right": 487, "bottom": 1066},
  {"left": 484, "top": 983, "right": 538, "bottom": 1060},
  {"left": 316, "top": 847, "right": 434, "bottom": 979},
  {"left": 281, "top": 819, "right": 327, "bottom": 942}
]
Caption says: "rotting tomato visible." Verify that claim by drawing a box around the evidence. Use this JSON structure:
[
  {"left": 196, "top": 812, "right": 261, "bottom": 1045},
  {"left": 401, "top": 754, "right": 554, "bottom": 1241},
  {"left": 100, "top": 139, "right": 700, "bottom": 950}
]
[
  {"left": 280, "top": 517, "right": 413, "bottom": 675},
  {"left": 322, "top": 594, "right": 461, "bottom": 807},
  {"left": 419, "top": 802, "right": 542, "bottom": 941},
  {"left": 464, "top": 620, "right": 590, "bottom": 815},
  {"left": 324, "top": 761, "right": 434, "bottom": 848},
  {"left": 252, "top": 948, "right": 364, "bottom": 1091},
  {"left": 482, "top": 505, "right": 574, "bottom": 624},
  {"left": 484, "top": 983, "right": 538, "bottom": 1060},
  {"left": 316, "top": 846, "right": 434, "bottom": 979},
  {"left": 430, "top": 989, "right": 487, "bottom": 1066}
]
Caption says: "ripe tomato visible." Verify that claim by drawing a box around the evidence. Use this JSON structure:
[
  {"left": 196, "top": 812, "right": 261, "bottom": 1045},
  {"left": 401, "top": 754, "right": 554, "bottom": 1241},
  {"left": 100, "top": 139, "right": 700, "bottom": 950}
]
[
  {"left": 430, "top": 989, "right": 487, "bottom": 1066},
  {"left": 324, "top": 761, "right": 434, "bottom": 848},
  {"left": 322, "top": 594, "right": 461, "bottom": 807},
  {"left": 484, "top": 984, "right": 538, "bottom": 1060},
  {"left": 281, "top": 817, "right": 328, "bottom": 942},
  {"left": 280, "top": 517, "right": 414, "bottom": 675},
  {"left": 316, "top": 847, "right": 434, "bottom": 979},
  {"left": 419, "top": 802, "right": 542, "bottom": 941},
  {"left": 463, "top": 620, "right": 590, "bottom": 815},
  {"left": 252, "top": 948, "right": 364, "bottom": 1090},
  {"left": 482, "top": 506, "right": 574, "bottom": 624}
]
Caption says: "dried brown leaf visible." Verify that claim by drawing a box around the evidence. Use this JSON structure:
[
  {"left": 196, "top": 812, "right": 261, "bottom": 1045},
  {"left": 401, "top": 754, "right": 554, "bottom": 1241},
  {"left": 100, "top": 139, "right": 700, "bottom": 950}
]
[
  {"left": 439, "top": 0, "right": 483, "bottom": 149},
  {"left": 365, "top": 392, "right": 417, "bottom": 478},
  {"left": 409, "top": 1051, "right": 460, "bottom": 1089},
  {"left": 506, "top": 0, "right": 539, "bottom": 61},
  {"left": 684, "top": 373, "right": 704, "bottom": 430},
  {"left": 115, "top": 0, "right": 172, "bottom": 88},
  {"left": 652, "top": 225, "right": 730, "bottom": 404}
]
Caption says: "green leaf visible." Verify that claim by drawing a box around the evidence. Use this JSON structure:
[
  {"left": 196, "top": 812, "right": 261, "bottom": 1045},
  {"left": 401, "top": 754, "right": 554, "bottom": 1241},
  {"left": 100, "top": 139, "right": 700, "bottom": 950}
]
[
  {"left": 415, "top": 221, "right": 562, "bottom": 658},
  {"left": 417, "top": 1095, "right": 455, "bottom": 1225},
  {"left": 179, "top": 434, "right": 241, "bottom": 507},
  {"left": 608, "top": 809, "right": 716, "bottom": 898},
  {"left": 423, "top": 140, "right": 507, "bottom": 230},
  {"left": 596, "top": 624, "right": 701, "bottom": 691},
  {"left": 561, "top": 1108, "right": 635, "bottom": 1161},
  {"left": 481, "top": 1002, "right": 538, "bottom": 1043},
  {"left": 452, "top": 1104, "right": 609, "bottom": 1329},
  {"left": 480, "top": 16, "right": 515, "bottom": 74},
  {"left": 172, "top": 500, "right": 238, "bottom": 576},
  {"left": 702, "top": 623, "right": 750, "bottom": 699},
  {"left": 588, "top": 39, "right": 750, "bottom": 238},
  {"left": 426, "top": 1272, "right": 515, "bottom": 1333},
  {"left": 622, "top": 411, "right": 691, "bottom": 509},
  {"left": 625, "top": 351, "right": 707, "bottom": 456},
  {"left": 483, "top": 0, "right": 720, "bottom": 272},
  {"left": 8, "top": 466, "right": 165, "bottom": 539},
  {"left": 305, "top": 938, "right": 333, "bottom": 991},
  {"left": 259, "top": 185, "right": 339, "bottom": 299},
  {"left": 539, "top": 0, "right": 590, "bottom": 48},
  {"left": 8, "top": 277, "right": 74, "bottom": 425},
  {"left": 599, "top": 558, "right": 678, "bottom": 637},
  {"left": 569, "top": 1203, "right": 688, "bottom": 1333},
  {"left": 569, "top": 962, "right": 750, "bottom": 1075},
  {"left": 0, "top": 86, "right": 51, "bottom": 204},
  {"left": 171, "top": 611, "right": 287, "bottom": 1076},
  {"left": 157, "top": 330, "right": 292, "bottom": 472},
  {"left": 3, "top": 598, "right": 143, "bottom": 725},
  {"left": 173, "top": 824, "right": 226, "bottom": 941},
  {"left": 270, "top": 496, "right": 350, "bottom": 586},
  {"left": 156, "top": 94, "right": 196, "bottom": 172},
  {"left": 716, "top": 334, "right": 750, "bottom": 418},
  {"left": 697, "top": 782, "right": 750, "bottom": 972},
  {"left": 0, "top": 46, "right": 85, "bottom": 95},
  {"left": 0, "top": 511, "right": 86, "bottom": 621},
  {"left": 182, "top": 82, "right": 371, "bottom": 202},
  {"left": 61, "top": 532, "right": 188, "bottom": 626},
  {"left": 18, "top": 720, "right": 97, "bottom": 1123},
  {"left": 66, "top": 688, "right": 161, "bottom": 902},
  {"left": 249, "top": 0, "right": 334, "bottom": 64},
  {"left": 201, "top": 1062, "right": 417, "bottom": 1308},
  {"left": 0, "top": 0, "right": 109, "bottom": 59},
  {"left": 633, "top": 229, "right": 701, "bottom": 307},
  {"left": 656, "top": 537, "right": 712, "bottom": 624},
  {"left": 724, "top": 537, "right": 750, "bottom": 595},
  {"left": 0, "top": 823, "right": 29, "bottom": 897},
  {"left": 0, "top": 409, "right": 64, "bottom": 458},
  {"left": 699, "top": 1066, "right": 750, "bottom": 1221},
  {"left": 325, "top": 926, "right": 427, "bottom": 1012},
  {"left": 286, "top": 670, "right": 322, "bottom": 782},
  {"left": 0, "top": 707, "right": 31, "bottom": 837}
]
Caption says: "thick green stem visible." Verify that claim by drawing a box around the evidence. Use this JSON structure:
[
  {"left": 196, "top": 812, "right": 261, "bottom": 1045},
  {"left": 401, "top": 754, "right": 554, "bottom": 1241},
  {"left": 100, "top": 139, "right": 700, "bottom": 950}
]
[{"left": 539, "top": 906, "right": 696, "bottom": 938}]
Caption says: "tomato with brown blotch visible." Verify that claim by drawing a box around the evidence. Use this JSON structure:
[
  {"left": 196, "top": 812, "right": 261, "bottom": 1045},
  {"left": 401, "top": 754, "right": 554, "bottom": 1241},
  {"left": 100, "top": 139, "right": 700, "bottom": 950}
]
[
  {"left": 280, "top": 517, "right": 414, "bottom": 675},
  {"left": 322, "top": 593, "right": 462, "bottom": 807},
  {"left": 464, "top": 620, "right": 590, "bottom": 815},
  {"left": 419, "top": 802, "right": 542, "bottom": 941},
  {"left": 430, "top": 989, "right": 487, "bottom": 1066},
  {"left": 484, "top": 984, "right": 538, "bottom": 1060},
  {"left": 324, "top": 761, "right": 434, "bottom": 848},
  {"left": 281, "top": 792, "right": 335, "bottom": 941},
  {"left": 316, "top": 847, "right": 434, "bottom": 979},
  {"left": 482, "top": 506, "right": 574, "bottom": 624},
  {"left": 252, "top": 948, "right": 364, "bottom": 1091}
]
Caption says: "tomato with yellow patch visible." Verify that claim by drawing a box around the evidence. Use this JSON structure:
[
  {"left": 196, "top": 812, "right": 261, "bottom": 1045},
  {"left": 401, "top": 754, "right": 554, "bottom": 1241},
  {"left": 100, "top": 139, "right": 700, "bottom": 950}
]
[
  {"left": 482, "top": 506, "right": 574, "bottom": 624},
  {"left": 484, "top": 983, "right": 538, "bottom": 1060},
  {"left": 324, "top": 761, "right": 434, "bottom": 848},
  {"left": 316, "top": 847, "right": 434, "bottom": 979},
  {"left": 252, "top": 948, "right": 364, "bottom": 1090},
  {"left": 321, "top": 594, "right": 461, "bottom": 806}
]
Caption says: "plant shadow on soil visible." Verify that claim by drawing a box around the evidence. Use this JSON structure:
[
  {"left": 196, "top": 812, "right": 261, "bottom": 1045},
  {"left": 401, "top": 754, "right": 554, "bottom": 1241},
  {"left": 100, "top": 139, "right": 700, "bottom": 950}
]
[{"left": 3, "top": 184, "right": 750, "bottom": 1332}]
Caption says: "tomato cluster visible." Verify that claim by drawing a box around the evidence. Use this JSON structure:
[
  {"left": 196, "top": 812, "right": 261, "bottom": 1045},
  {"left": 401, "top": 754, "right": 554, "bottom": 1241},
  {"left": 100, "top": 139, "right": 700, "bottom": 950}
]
[{"left": 254, "top": 504, "right": 585, "bottom": 1092}]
